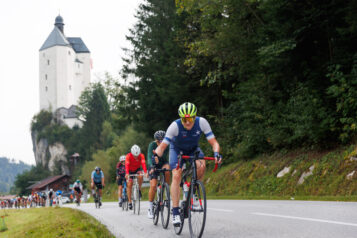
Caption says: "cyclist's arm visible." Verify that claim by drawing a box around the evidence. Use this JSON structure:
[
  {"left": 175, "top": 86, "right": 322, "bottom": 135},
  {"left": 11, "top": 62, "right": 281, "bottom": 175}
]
[
  {"left": 156, "top": 121, "right": 177, "bottom": 157},
  {"left": 147, "top": 142, "right": 154, "bottom": 167},
  {"left": 140, "top": 154, "right": 147, "bottom": 173},
  {"left": 208, "top": 137, "right": 220, "bottom": 153},
  {"left": 125, "top": 154, "right": 130, "bottom": 174},
  {"left": 91, "top": 171, "right": 95, "bottom": 184},
  {"left": 101, "top": 171, "right": 105, "bottom": 186}
]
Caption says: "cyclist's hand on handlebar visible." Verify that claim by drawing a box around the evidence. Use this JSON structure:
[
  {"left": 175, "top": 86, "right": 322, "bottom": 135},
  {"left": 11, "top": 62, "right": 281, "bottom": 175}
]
[
  {"left": 125, "top": 174, "right": 129, "bottom": 180},
  {"left": 214, "top": 152, "right": 222, "bottom": 164},
  {"left": 149, "top": 168, "right": 154, "bottom": 175}
]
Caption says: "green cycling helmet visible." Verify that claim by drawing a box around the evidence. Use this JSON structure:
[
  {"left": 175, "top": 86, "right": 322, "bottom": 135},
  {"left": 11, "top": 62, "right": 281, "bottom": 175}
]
[
  {"left": 178, "top": 102, "right": 197, "bottom": 118},
  {"left": 76, "top": 179, "right": 80, "bottom": 183}
]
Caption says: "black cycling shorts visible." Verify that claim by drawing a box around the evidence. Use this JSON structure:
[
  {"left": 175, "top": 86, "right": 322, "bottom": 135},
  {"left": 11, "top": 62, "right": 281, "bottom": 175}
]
[
  {"left": 94, "top": 182, "right": 103, "bottom": 189},
  {"left": 129, "top": 168, "right": 143, "bottom": 175},
  {"left": 117, "top": 177, "right": 125, "bottom": 186},
  {"left": 74, "top": 187, "right": 81, "bottom": 193}
]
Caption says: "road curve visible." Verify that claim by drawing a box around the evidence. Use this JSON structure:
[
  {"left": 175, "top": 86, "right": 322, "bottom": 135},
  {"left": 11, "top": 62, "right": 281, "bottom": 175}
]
[{"left": 65, "top": 200, "right": 357, "bottom": 238}]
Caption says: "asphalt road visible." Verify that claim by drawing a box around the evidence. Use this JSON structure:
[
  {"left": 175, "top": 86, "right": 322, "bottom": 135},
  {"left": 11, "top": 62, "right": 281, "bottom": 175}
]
[{"left": 66, "top": 200, "right": 357, "bottom": 238}]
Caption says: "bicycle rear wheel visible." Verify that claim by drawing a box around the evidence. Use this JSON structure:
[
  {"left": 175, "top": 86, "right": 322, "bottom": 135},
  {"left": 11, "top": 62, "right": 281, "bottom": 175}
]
[
  {"left": 161, "top": 182, "right": 170, "bottom": 229},
  {"left": 188, "top": 180, "right": 206, "bottom": 238}
]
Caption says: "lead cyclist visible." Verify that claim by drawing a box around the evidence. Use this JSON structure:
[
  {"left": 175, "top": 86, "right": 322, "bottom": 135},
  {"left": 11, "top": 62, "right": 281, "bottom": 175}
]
[{"left": 154, "top": 102, "right": 222, "bottom": 226}]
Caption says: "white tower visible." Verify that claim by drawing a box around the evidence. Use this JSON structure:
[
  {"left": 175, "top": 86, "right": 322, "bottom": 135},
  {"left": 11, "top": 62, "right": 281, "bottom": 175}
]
[{"left": 39, "top": 15, "right": 91, "bottom": 112}]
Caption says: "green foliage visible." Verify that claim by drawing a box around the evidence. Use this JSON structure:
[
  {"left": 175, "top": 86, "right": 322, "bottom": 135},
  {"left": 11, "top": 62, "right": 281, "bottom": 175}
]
[
  {"left": 13, "top": 165, "right": 51, "bottom": 196},
  {"left": 31, "top": 110, "right": 52, "bottom": 132},
  {"left": 77, "top": 83, "right": 111, "bottom": 160},
  {"left": 79, "top": 126, "right": 150, "bottom": 185},
  {"left": 0, "top": 157, "right": 31, "bottom": 194}
]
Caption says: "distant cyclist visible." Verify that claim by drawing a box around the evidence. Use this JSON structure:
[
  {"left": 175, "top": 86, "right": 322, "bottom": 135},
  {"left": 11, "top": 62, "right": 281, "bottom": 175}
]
[
  {"left": 48, "top": 189, "right": 54, "bottom": 207},
  {"left": 91, "top": 166, "right": 105, "bottom": 206},
  {"left": 147, "top": 130, "right": 170, "bottom": 219},
  {"left": 116, "top": 155, "right": 126, "bottom": 207},
  {"left": 125, "top": 145, "right": 148, "bottom": 210},
  {"left": 154, "top": 102, "right": 222, "bottom": 226},
  {"left": 73, "top": 179, "right": 83, "bottom": 205}
]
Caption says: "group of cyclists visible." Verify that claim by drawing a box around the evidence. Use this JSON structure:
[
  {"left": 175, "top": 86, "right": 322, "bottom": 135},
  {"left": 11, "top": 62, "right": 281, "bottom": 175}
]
[{"left": 92, "top": 102, "right": 222, "bottom": 228}]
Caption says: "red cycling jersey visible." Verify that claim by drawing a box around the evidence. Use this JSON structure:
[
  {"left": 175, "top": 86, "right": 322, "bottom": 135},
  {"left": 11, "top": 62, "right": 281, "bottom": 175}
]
[{"left": 125, "top": 152, "right": 147, "bottom": 174}]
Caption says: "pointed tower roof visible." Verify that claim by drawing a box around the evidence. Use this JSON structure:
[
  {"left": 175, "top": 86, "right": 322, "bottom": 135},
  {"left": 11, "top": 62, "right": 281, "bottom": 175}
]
[{"left": 39, "top": 26, "right": 70, "bottom": 51}]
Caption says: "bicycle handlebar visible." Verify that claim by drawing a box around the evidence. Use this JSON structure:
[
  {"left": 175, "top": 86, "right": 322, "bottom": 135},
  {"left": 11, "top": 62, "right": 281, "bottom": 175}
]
[{"left": 178, "top": 155, "right": 219, "bottom": 172}]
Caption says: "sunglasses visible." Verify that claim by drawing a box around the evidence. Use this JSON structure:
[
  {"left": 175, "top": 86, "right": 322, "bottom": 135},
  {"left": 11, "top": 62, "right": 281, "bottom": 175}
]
[{"left": 181, "top": 116, "right": 196, "bottom": 123}]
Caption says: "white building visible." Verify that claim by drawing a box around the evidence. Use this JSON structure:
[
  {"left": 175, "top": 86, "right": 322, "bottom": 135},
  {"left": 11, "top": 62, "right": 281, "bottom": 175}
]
[{"left": 39, "top": 15, "right": 90, "bottom": 128}]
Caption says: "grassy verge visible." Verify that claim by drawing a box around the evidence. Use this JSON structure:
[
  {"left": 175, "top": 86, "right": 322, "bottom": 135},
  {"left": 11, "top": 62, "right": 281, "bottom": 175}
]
[{"left": 0, "top": 207, "right": 114, "bottom": 238}]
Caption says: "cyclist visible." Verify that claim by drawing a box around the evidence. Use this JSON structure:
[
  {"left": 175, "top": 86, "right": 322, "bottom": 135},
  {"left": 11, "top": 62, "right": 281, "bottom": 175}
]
[
  {"left": 48, "top": 189, "right": 54, "bottom": 207},
  {"left": 154, "top": 102, "right": 222, "bottom": 226},
  {"left": 125, "top": 144, "right": 148, "bottom": 210},
  {"left": 116, "top": 155, "right": 126, "bottom": 207},
  {"left": 73, "top": 179, "right": 83, "bottom": 205},
  {"left": 91, "top": 166, "right": 105, "bottom": 206},
  {"left": 147, "top": 130, "right": 170, "bottom": 219}
]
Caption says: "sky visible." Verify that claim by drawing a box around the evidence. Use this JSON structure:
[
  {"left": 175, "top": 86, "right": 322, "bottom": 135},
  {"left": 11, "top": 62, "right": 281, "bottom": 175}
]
[{"left": 0, "top": 0, "right": 143, "bottom": 165}]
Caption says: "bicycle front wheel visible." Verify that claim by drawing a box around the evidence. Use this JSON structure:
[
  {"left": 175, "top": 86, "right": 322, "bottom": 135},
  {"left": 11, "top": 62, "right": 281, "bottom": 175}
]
[
  {"left": 161, "top": 182, "right": 170, "bottom": 229},
  {"left": 132, "top": 186, "right": 137, "bottom": 214},
  {"left": 153, "top": 200, "right": 159, "bottom": 225},
  {"left": 188, "top": 180, "right": 206, "bottom": 238}
]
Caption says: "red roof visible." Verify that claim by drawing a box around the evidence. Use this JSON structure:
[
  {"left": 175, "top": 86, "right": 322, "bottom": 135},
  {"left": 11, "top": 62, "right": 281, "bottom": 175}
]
[{"left": 27, "top": 175, "right": 69, "bottom": 190}]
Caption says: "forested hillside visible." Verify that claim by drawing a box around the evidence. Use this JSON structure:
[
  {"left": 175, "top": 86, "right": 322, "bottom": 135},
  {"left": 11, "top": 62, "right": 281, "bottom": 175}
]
[{"left": 0, "top": 157, "right": 31, "bottom": 193}]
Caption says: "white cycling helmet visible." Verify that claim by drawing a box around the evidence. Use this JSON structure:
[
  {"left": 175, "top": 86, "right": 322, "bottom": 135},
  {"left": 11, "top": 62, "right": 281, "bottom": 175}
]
[
  {"left": 119, "top": 155, "right": 126, "bottom": 162},
  {"left": 131, "top": 144, "right": 141, "bottom": 157}
]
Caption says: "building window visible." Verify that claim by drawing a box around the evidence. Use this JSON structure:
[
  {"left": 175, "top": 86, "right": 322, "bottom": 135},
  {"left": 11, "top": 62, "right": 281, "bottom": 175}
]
[
  {"left": 45, "top": 86, "right": 48, "bottom": 92},
  {"left": 47, "top": 60, "right": 50, "bottom": 65},
  {"left": 68, "top": 51, "right": 71, "bottom": 55},
  {"left": 45, "top": 74, "right": 47, "bottom": 80},
  {"left": 69, "top": 85, "right": 72, "bottom": 90}
]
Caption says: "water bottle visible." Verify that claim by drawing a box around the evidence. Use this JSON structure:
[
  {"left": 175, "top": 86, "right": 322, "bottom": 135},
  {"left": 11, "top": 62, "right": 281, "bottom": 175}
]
[{"left": 183, "top": 182, "right": 189, "bottom": 200}]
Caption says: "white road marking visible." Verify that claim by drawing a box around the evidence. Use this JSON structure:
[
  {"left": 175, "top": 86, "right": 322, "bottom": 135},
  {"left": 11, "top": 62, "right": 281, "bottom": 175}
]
[
  {"left": 252, "top": 212, "right": 357, "bottom": 227},
  {"left": 208, "top": 208, "right": 234, "bottom": 213}
]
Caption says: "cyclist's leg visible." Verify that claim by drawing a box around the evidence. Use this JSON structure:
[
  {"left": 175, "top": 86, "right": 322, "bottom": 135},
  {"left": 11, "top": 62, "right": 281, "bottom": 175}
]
[
  {"left": 148, "top": 169, "right": 158, "bottom": 214},
  {"left": 162, "top": 163, "right": 171, "bottom": 184},
  {"left": 195, "top": 148, "right": 206, "bottom": 181},
  {"left": 127, "top": 176, "right": 133, "bottom": 203},
  {"left": 138, "top": 171, "right": 144, "bottom": 190},
  {"left": 169, "top": 148, "right": 182, "bottom": 216}
]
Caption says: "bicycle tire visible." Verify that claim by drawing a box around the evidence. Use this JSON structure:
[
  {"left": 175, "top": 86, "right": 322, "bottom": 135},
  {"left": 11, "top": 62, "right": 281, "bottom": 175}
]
[
  {"left": 188, "top": 180, "right": 206, "bottom": 238},
  {"left": 161, "top": 182, "right": 170, "bottom": 229},
  {"left": 132, "top": 185, "right": 137, "bottom": 214},
  {"left": 153, "top": 200, "right": 159, "bottom": 225},
  {"left": 137, "top": 185, "right": 141, "bottom": 215}
]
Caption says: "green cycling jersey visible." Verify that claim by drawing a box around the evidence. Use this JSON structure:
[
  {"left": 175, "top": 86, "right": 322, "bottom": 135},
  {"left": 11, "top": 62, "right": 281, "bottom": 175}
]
[{"left": 147, "top": 141, "right": 169, "bottom": 168}]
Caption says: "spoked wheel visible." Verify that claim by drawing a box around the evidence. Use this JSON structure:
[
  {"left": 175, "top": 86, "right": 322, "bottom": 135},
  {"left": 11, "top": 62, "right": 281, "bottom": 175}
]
[
  {"left": 188, "top": 180, "right": 206, "bottom": 238},
  {"left": 132, "top": 187, "right": 137, "bottom": 214},
  {"left": 153, "top": 200, "right": 159, "bottom": 225},
  {"left": 174, "top": 201, "right": 185, "bottom": 235},
  {"left": 161, "top": 183, "right": 170, "bottom": 229}
]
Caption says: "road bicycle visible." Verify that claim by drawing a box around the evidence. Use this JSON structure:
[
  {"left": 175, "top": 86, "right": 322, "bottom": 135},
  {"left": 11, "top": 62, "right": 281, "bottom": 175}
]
[
  {"left": 129, "top": 174, "right": 140, "bottom": 215},
  {"left": 174, "top": 151, "right": 219, "bottom": 238},
  {"left": 94, "top": 187, "right": 102, "bottom": 209},
  {"left": 152, "top": 167, "right": 171, "bottom": 229},
  {"left": 121, "top": 180, "right": 128, "bottom": 211}
]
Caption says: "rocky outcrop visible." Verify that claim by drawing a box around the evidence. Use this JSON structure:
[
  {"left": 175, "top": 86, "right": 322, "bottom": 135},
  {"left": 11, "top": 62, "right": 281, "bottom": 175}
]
[
  {"left": 31, "top": 130, "right": 49, "bottom": 167},
  {"left": 48, "top": 143, "right": 70, "bottom": 175},
  {"left": 277, "top": 166, "right": 291, "bottom": 178},
  {"left": 31, "top": 131, "right": 69, "bottom": 175},
  {"left": 298, "top": 165, "right": 315, "bottom": 185}
]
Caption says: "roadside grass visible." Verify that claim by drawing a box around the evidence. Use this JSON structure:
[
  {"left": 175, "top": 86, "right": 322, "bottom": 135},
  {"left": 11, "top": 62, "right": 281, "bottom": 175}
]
[{"left": 0, "top": 207, "right": 114, "bottom": 238}]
